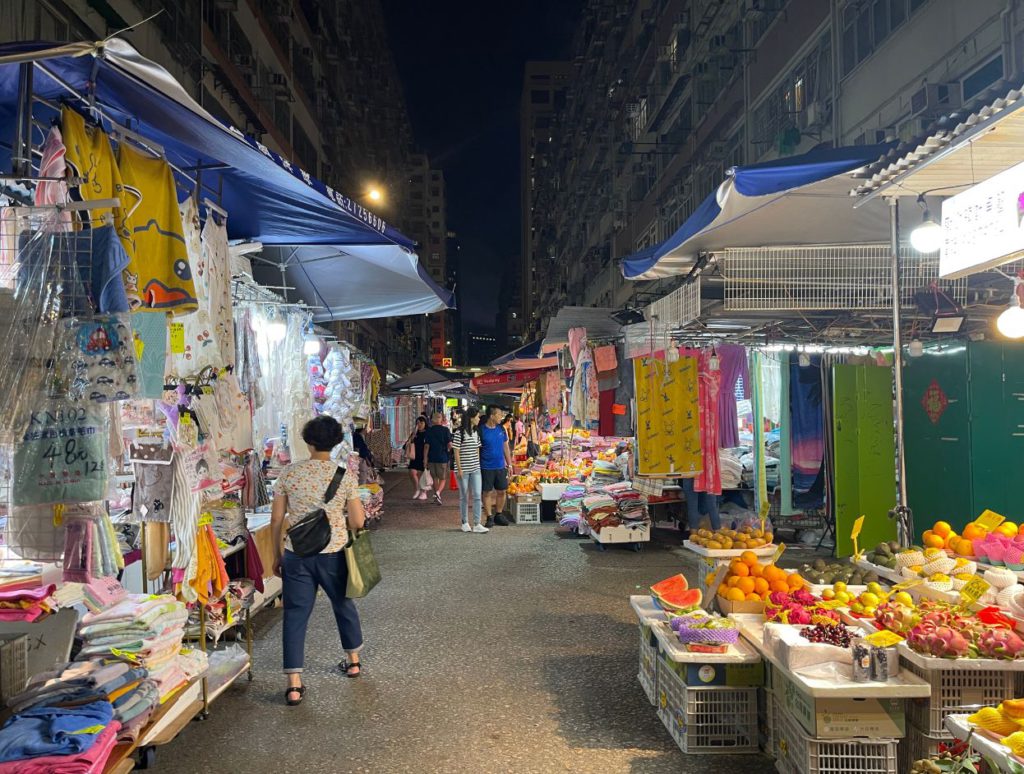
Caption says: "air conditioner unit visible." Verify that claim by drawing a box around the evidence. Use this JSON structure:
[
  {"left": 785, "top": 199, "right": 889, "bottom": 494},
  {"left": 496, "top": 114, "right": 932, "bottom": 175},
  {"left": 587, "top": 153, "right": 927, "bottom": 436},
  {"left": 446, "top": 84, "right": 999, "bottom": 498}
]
[
  {"left": 233, "top": 54, "right": 254, "bottom": 71},
  {"left": 909, "top": 83, "right": 961, "bottom": 118},
  {"left": 803, "top": 100, "right": 827, "bottom": 129}
]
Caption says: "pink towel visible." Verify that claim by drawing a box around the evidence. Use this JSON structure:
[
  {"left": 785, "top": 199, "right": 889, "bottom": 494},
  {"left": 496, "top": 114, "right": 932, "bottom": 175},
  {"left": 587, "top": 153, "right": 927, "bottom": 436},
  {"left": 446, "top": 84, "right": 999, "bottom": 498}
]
[{"left": 593, "top": 345, "right": 617, "bottom": 373}]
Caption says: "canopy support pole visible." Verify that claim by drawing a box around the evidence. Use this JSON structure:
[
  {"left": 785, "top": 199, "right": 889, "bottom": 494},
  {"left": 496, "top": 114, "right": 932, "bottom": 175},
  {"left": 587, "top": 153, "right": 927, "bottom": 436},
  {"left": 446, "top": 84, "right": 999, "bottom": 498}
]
[
  {"left": 888, "top": 197, "right": 912, "bottom": 547},
  {"left": 12, "top": 63, "right": 33, "bottom": 177}
]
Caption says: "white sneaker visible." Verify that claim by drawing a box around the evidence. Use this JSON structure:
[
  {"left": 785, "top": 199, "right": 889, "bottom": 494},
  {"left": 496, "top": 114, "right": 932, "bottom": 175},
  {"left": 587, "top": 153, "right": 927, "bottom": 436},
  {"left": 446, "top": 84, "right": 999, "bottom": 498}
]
[
  {"left": 433, "top": 493, "right": 442, "bottom": 505},
  {"left": 416, "top": 491, "right": 427, "bottom": 500},
  {"left": 472, "top": 524, "right": 490, "bottom": 533},
  {"left": 461, "top": 523, "right": 471, "bottom": 532}
]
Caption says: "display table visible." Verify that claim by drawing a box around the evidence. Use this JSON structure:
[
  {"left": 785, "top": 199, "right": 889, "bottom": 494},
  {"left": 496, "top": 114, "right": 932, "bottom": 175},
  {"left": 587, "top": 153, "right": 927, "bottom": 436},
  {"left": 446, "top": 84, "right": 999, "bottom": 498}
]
[
  {"left": 946, "top": 715, "right": 1024, "bottom": 774},
  {"left": 854, "top": 559, "right": 903, "bottom": 584}
]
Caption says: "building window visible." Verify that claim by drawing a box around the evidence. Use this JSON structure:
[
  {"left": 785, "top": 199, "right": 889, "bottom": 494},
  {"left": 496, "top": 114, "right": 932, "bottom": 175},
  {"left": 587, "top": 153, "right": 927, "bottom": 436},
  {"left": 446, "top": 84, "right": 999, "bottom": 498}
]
[
  {"left": 531, "top": 90, "right": 551, "bottom": 104},
  {"left": 961, "top": 55, "right": 1004, "bottom": 101},
  {"left": 842, "top": 0, "right": 930, "bottom": 77}
]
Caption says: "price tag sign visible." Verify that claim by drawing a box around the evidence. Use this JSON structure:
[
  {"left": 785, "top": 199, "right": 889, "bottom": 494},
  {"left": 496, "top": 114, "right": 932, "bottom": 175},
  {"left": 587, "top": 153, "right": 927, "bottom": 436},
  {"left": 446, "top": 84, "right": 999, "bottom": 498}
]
[
  {"left": 771, "top": 542, "right": 787, "bottom": 564},
  {"left": 169, "top": 322, "right": 185, "bottom": 354},
  {"left": 959, "top": 575, "right": 990, "bottom": 608},
  {"left": 976, "top": 510, "right": 1006, "bottom": 531},
  {"left": 197, "top": 512, "right": 213, "bottom": 527},
  {"left": 865, "top": 630, "right": 905, "bottom": 648},
  {"left": 851, "top": 514, "right": 866, "bottom": 560}
]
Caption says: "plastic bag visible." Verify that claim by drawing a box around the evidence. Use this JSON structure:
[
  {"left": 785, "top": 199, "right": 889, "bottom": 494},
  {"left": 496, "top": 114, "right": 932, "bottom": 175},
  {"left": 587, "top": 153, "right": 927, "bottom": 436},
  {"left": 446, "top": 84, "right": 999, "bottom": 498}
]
[{"left": 419, "top": 469, "right": 433, "bottom": 491}]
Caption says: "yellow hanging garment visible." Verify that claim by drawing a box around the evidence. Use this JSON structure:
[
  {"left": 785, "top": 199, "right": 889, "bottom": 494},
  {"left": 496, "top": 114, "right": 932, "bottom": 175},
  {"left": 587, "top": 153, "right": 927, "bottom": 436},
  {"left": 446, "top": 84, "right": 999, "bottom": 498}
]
[{"left": 116, "top": 143, "right": 197, "bottom": 314}]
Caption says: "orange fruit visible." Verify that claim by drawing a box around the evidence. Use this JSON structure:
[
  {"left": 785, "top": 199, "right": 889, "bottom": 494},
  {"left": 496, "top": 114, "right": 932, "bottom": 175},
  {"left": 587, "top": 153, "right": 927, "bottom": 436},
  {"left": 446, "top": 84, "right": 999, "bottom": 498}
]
[
  {"left": 944, "top": 532, "right": 959, "bottom": 549},
  {"left": 958, "top": 541, "right": 975, "bottom": 557},
  {"left": 933, "top": 520, "right": 952, "bottom": 538},
  {"left": 737, "top": 577, "right": 756, "bottom": 595},
  {"left": 718, "top": 583, "right": 730, "bottom": 597},
  {"left": 726, "top": 587, "right": 746, "bottom": 602},
  {"left": 963, "top": 523, "right": 988, "bottom": 542},
  {"left": 770, "top": 580, "right": 790, "bottom": 593},
  {"left": 753, "top": 577, "right": 770, "bottom": 595},
  {"left": 787, "top": 574, "right": 805, "bottom": 589},
  {"left": 766, "top": 566, "right": 785, "bottom": 583},
  {"left": 922, "top": 531, "right": 945, "bottom": 550},
  {"left": 705, "top": 572, "right": 718, "bottom": 588},
  {"left": 741, "top": 550, "right": 759, "bottom": 567},
  {"left": 745, "top": 593, "right": 761, "bottom": 601},
  {"left": 730, "top": 562, "right": 750, "bottom": 578}
]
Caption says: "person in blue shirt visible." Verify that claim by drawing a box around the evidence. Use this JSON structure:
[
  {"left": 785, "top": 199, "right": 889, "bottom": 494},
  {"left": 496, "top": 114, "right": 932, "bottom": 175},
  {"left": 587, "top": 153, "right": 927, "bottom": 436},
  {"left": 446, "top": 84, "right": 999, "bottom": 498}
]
[
  {"left": 479, "top": 405, "right": 513, "bottom": 527},
  {"left": 422, "top": 411, "right": 453, "bottom": 505}
]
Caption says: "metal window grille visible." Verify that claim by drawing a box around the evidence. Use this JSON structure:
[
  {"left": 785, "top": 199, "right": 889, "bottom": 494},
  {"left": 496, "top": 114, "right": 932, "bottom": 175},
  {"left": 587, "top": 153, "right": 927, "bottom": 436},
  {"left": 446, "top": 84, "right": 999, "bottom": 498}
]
[
  {"left": 719, "top": 244, "right": 967, "bottom": 312},
  {"left": 646, "top": 278, "right": 701, "bottom": 329}
]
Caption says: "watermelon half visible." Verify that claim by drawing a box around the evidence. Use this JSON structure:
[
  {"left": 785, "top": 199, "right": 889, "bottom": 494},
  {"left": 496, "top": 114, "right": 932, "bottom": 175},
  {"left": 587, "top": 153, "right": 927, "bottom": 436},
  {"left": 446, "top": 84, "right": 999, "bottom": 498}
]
[{"left": 650, "top": 574, "right": 702, "bottom": 612}]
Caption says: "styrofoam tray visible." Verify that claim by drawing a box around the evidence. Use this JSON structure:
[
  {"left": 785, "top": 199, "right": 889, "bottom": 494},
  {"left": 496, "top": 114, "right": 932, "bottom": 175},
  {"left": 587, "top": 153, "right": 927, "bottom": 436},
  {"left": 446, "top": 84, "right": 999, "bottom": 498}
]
[
  {"left": 683, "top": 541, "right": 776, "bottom": 558},
  {"left": 652, "top": 621, "right": 761, "bottom": 664},
  {"left": 629, "top": 594, "right": 667, "bottom": 624}
]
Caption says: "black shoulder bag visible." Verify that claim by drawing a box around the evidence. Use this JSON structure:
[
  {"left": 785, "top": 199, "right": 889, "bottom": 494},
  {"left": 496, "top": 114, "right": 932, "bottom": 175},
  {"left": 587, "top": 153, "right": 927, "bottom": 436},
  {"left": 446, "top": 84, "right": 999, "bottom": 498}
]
[{"left": 286, "top": 467, "right": 345, "bottom": 557}]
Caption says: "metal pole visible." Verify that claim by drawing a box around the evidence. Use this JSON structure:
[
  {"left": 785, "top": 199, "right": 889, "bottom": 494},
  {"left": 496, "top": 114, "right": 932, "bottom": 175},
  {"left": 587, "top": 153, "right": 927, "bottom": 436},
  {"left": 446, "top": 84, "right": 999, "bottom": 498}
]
[
  {"left": 12, "top": 63, "right": 33, "bottom": 177},
  {"left": 888, "top": 197, "right": 912, "bottom": 546}
]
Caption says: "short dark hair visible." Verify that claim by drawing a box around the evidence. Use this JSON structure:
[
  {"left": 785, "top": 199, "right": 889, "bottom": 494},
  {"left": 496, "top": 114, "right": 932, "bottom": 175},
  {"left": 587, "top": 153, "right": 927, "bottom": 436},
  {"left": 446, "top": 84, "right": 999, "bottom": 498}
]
[
  {"left": 486, "top": 405, "right": 502, "bottom": 419},
  {"left": 301, "top": 415, "right": 344, "bottom": 452}
]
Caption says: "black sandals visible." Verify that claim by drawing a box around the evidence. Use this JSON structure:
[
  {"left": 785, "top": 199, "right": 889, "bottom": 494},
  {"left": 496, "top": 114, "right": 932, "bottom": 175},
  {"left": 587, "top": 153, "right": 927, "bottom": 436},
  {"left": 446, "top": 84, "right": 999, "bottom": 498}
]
[{"left": 285, "top": 685, "right": 305, "bottom": 705}]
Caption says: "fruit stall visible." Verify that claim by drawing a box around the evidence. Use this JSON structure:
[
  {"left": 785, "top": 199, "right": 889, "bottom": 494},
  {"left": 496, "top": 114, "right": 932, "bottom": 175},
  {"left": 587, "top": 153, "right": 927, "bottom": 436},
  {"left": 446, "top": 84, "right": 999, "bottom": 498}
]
[{"left": 633, "top": 522, "right": 1024, "bottom": 774}]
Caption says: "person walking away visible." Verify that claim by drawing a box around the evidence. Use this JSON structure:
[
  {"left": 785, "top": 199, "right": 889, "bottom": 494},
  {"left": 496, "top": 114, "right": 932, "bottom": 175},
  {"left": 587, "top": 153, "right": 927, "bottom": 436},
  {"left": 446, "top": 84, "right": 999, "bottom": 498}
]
[
  {"left": 423, "top": 411, "right": 453, "bottom": 505},
  {"left": 406, "top": 416, "right": 428, "bottom": 499},
  {"left": 271, "top": 415, "right": 366, "bottom": 706},
  {"left": 480, "top": 406, "right": 512, "bottom": 527},
  {"left": 453, "top": 407, "right": 488, "bottom": 533},
  {"left": 524, "top": 417, "right": 541, "bottom": 459},
  {"left": 352, "top": 423, "right": 376, "bottom": 484}
]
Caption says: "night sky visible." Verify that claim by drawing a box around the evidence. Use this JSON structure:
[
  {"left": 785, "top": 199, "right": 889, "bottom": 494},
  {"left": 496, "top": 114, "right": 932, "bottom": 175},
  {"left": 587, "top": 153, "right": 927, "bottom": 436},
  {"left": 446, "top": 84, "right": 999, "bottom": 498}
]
[{"left": 381, "top": 0, "right": 583, "bottom": 331}]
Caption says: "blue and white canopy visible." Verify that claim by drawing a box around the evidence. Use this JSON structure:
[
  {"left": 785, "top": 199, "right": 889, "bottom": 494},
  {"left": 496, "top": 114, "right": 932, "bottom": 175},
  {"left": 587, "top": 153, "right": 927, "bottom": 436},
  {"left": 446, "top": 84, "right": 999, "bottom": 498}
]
[
  {"left": 621, "top": 143, "right": 896, "bottom": 280},
  {"left": 0, "top": 39, "right": 454, "bottom": 318},
  {"left": 489, "top": 339, "right": 558, "bottom": 372}
]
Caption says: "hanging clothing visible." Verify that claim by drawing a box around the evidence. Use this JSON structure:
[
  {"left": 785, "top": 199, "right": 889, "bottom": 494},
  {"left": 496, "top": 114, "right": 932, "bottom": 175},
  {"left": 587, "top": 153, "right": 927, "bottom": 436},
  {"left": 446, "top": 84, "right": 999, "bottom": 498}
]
[
  {"left": 131, "top": 310, "right": 168, "bottom": 399},
  {"left": 790, "top": 356, "right": 825, "bottom": 494},
  {"left": 716, "top": 344, "right": 749, "bottom": 449},
  {"left": 762, "top": 354, "right": 782, "bottom": 425},
  {"left": 61, "top": 107, "right": 129, "bottom": 234},
  {"left": 633, "top": 355, "right": 702, "bottom": 476},
  {"left": 116, "top": 143, "right": 197, "bottom": 313},
  {"left": 568, "top": 327, "right": 587, "bottom": 365},
  {"left": 694, "top": 349, "right": 722, "bottom": 496},
  {"left": 33, "top": 126, "right": 73, "bottom": 231},
  {"left": 200, "top": 210, "right": 235, "bottom": 368},
  {"left": 169, "top": 198, "right": 219, "bottom": 377},
  {"left": 751, "top": 351, "right": 770, "bottom": 518}
]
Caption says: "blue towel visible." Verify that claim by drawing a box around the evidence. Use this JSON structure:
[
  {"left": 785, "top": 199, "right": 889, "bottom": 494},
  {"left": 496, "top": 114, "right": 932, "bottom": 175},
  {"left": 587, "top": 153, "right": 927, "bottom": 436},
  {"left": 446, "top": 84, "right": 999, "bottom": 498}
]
[{"left": 0, "top": 700, "right": 113, "bottom": 762}]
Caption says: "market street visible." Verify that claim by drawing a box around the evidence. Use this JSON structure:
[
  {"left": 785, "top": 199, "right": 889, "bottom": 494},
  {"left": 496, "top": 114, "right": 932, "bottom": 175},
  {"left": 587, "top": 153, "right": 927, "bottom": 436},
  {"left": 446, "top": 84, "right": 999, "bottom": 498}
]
[{"left": 152, "top": 472, "right": 766, "bottom": 773}]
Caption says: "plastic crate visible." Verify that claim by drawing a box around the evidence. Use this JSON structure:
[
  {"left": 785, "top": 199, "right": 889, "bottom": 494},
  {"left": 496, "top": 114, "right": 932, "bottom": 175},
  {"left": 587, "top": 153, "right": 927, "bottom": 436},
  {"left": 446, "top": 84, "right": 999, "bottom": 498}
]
[
  {"left": 638, "top": 624, "right": 657, "bottom": 706},
  {"left": 898, "top": 725, "right": 953, "bottom": 774},
  {"left": 512, "top": 499, "right": 541, "bottom": 524},
  {"left": 772, "top": 697, "right": 898, "bottom": 774},
  {"left": 903, "top": 658, "right": 1022, "bottom": 735},
  {"left": 656, "top": 656, "right": 758, "bottom": 754},
  {"left": 0, "top": 634, "right": 26, "bottom": 701},
  {"left": 759, "top": 686, "right": 775, "bottom": 758}
]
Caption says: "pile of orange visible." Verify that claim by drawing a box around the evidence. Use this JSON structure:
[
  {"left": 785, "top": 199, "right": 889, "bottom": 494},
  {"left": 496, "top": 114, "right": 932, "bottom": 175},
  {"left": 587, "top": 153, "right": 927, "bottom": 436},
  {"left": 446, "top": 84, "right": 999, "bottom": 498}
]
[
  {"left": 710, "top": 550, "right": 806, "bottom": 603},
  {"left": 920, "top": 518, "right": 1020, "bottom": 557}
]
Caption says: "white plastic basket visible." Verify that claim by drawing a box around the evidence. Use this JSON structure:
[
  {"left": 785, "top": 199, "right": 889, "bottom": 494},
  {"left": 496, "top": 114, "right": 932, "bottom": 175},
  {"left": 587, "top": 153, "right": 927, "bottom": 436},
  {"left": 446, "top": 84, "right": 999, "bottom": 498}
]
[
  {"left": 638, "top": 625, "right": 657, "bottom": 706},
  {"left": 656, "top": 657, "right": 758, "bottom": 754},
  {"left": 903, "top": 658, "right": 1024, "bottom": 735},
  {"left": 512, "top": 499, "right": 541, "bottom": 524},
  {"left": 898, "top": 725, "right": 953, "bottom": 774},
  {"left": 759, "top": 686, "right": 775, "bottom": 757},
  {"left": 772, "top": 697, "right": 899, "bottom": 774}
]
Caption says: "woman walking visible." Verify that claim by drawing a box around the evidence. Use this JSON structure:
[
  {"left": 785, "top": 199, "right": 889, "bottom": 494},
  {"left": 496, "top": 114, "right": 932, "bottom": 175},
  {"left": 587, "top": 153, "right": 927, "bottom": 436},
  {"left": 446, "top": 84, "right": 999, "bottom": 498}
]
[
  {"left": 271, "top": 415, "right": 366, "bottom": 706},
  {"left": 453, "top": 408, "right": 488, "bottom": 533},
  {"left": 405, "top": 415, "right": 428, "bottom": 500}
]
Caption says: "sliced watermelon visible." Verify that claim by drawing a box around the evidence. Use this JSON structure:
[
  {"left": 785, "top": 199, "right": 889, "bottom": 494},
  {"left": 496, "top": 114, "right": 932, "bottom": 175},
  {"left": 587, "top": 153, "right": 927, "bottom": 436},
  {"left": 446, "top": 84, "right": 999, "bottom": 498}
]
[{"left": 650, "top": 574, "right": 702, "bottom": 612}]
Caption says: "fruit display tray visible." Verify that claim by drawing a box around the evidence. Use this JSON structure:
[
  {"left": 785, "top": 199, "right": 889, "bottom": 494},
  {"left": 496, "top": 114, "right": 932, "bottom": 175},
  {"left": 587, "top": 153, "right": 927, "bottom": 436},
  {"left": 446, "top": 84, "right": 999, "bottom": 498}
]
[{"left": 683, "top": 541, "right": 777, "bottom": 558}]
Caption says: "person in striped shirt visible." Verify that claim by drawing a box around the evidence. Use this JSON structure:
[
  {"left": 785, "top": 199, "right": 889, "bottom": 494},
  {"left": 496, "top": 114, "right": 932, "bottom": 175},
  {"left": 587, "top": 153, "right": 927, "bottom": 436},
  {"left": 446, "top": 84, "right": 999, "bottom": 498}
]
[{"left": 453, "top": 408, "right": 488, "bottom": 533}]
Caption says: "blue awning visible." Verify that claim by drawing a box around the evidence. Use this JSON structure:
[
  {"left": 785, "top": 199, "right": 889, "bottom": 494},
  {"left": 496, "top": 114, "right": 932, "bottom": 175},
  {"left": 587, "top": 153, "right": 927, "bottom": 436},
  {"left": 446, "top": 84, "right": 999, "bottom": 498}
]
[
  {"left": 489, "top": 339, "right": 558, "bottom": 371},
  {"left": 621, "top": 143, "right": 896, "bottom": 280},
  {"left": 0, "top": 40, "right": 456, "bottom": 317}
]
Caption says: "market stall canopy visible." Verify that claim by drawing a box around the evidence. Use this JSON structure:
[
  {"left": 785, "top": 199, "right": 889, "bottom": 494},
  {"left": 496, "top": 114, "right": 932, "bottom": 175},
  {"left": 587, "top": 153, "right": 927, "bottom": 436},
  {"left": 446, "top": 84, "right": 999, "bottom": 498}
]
[
  {"left": 386, "top": 367, "right": 463, "bottom": 393},
  {"left": 620, "top": 143, "right": 896, "bottom": 280},
  {"left": 490, "top": 339, "right": 558, "bottom": 371},
  {"left": 542, "top": 307, "right": 621, "bottom": 353},
  {"left": 470, "top": 368, "right": 548, "bottom": 395},
  {"left": 852, "top": 83, "right": 1024, "bottom": 201},
  {"left": 254, "top": 245, "right": 455, "bottom": 321},
  {"left": 0, "top": 40, "right": 455, "bottom": 317}
]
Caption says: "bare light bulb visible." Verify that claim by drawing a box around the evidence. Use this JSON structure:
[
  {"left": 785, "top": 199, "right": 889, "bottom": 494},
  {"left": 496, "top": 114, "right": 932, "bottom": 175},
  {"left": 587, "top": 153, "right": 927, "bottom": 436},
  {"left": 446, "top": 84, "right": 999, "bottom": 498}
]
[
  {"left": 910, "top": 218, "right": 942, "bottom": 253},
  {"left": 997, "top": 303, "right": 1024, "bottom": 339},
  {"left": 266, "top": 320, "right": 287, "bottom": 342},
  {"left": 304, "top": 337, "right": 321, "bottom": 355}
]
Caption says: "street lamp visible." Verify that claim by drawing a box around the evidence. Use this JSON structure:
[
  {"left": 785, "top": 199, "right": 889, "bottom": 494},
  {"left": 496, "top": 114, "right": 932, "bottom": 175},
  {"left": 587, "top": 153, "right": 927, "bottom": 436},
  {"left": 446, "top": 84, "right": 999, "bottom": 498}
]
[{"left": 367, "top": 186, "right": 383, "bottom": 204}]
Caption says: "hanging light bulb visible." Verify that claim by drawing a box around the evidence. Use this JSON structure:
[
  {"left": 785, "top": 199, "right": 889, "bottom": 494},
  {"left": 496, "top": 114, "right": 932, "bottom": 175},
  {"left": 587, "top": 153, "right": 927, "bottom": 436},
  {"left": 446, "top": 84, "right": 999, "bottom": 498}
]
[
  {"left": 997, "top": 277, "right": 1024, "bottom": 339},
  {"left": 304, "top": 336, "right": 321, "bottom": 355},
  {"left": 266, "top": 309, "right": 287, "bottom": 342},
  {"left": 798, "top": 353, "right": 810, "bottom": 367},
  {"left": 910, "top": 195, "right": 943, "bottom": 253},
  {"left": 908, "top": 338, "right": 924, "bottom": 357}
]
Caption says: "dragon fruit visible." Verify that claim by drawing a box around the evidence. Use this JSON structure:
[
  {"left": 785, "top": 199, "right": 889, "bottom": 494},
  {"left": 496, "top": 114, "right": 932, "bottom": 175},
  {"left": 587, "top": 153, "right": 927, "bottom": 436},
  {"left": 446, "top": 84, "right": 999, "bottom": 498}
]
[
  {"left": 792, "top": 589, "right": 816, "bottom": 606},
  {"left": 907, "top": 621, "right": 976, "bottom": 658},
  {"left": 977, "top": 628, "right": 1024, "bottom": 660},
  {"left": 769, "top": 591, "right": 792, "bottom": 606},
  {"left": 787, "top": 607, "right": 813, "bottom": 625}
]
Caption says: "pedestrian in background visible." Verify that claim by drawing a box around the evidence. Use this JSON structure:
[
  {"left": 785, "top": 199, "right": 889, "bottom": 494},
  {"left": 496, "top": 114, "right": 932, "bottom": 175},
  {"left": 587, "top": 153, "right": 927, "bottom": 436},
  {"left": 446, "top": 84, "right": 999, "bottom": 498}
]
[
  {"left": 423, "top": 410, "right": 452, "bottom": 505},
  {"left": 453, "top": 407, "right": 488, "bottom": 533},
  {"left": 271, "top": 415, "right": 367, "bottom": 705},
  {"left": 406, "top": 415, "right": 428, "bottom": 499},
  {"left": 480, "top": 405, "right": 512, "bottom": 527}
]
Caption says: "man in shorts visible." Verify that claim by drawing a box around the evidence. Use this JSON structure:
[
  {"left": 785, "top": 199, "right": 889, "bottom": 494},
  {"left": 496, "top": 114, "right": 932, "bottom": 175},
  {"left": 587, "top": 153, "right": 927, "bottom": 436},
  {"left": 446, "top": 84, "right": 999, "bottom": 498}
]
[
  {"left": 423, "top": 411, "right": 452, "bottom": 505},
  {"left": 479, "top": 405, "right": 512, "bottom": 527}
]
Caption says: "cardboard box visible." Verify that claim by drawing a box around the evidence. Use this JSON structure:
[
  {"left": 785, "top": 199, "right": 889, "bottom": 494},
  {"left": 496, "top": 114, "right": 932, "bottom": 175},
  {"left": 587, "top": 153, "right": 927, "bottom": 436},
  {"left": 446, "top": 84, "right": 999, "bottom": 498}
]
[
  {"left": 716, "top": 594, "right": 766, "bottom": 615},
  {"left": 661, "top": 654, "right": 765, "bottom": 688},
  {"left": 772, "top": 666, "right": 905, "bottom": 739}
]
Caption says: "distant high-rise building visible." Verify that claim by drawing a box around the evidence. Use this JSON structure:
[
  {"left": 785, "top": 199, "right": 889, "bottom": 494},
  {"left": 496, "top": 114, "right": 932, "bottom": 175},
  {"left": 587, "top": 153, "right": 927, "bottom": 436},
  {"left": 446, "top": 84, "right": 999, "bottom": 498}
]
[{"left": 467, "top": 331, "right": 499, "bottom": 366}]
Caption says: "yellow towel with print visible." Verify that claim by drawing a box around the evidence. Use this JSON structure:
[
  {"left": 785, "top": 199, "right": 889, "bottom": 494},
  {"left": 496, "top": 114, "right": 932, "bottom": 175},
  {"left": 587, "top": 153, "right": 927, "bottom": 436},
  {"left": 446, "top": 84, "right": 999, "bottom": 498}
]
[
  {"left": 61, "top": 106, "right": 130, "bottom": 232},
  {"left": 117, "top": 143, "right": 197, "bottom": 314}
]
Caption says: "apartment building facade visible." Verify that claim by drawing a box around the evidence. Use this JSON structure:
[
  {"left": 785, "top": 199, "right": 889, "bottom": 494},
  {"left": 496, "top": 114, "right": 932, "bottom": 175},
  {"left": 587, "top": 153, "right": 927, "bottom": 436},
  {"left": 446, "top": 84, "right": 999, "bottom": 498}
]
[
  {"left": 523, "top": 0, "right": 1023, "bottom": 339},
  {"left": 5, "top": 0, "right": 439, "bottom": 374}
]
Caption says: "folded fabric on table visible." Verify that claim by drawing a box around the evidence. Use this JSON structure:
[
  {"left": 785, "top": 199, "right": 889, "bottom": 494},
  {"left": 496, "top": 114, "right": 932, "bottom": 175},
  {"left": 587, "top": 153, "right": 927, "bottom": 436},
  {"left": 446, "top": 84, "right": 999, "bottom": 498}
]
[
  {"left": 0, "top": 720, "right": 120, "bottom": 774},
  {"left": 0, "top": 700, "right": 113, "bottom": 762},
  {"left": 80, "top": 594, "right": 177, "bottom": 626},
  {"left": 10, "top": 663, "right": 130, "bottom": 713}
]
